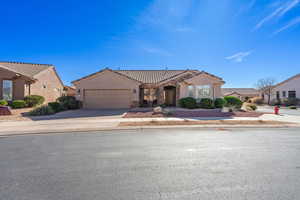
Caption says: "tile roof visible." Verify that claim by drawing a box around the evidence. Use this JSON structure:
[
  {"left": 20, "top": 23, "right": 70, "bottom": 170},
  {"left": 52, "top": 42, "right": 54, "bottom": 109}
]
[
  {"left": 115, "top": 70, "right": 193, "bottom": 84},
  {"left": 72, "top": 68, "right": 225, "bottom": 84},
  {"left": 274, "top": 73, "right": 300, "bottom": 88},
  {"left": 222, "top": 88, "right": 259, "bottom": 95},
  {"left": 0, "top": 61, "right": 52, "bottom": 78}
]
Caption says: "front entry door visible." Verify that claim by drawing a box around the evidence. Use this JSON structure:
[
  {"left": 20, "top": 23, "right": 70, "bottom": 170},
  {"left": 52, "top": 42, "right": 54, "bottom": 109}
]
[{"left": 165, "top": 87, "right": 176, "bottom": 106}]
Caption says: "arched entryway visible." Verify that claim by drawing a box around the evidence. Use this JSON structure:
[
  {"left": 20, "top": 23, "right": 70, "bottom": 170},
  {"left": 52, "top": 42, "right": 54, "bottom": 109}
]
[{"left": 164, "top": 86, "right": 176, "bottom": 106}]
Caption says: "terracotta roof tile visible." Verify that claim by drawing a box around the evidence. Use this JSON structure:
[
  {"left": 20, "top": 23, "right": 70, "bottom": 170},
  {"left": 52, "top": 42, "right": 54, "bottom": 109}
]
[
  {"left": 0, "top": 61, "right": 52, "bottom": 78},
  {"left": 222, "top": 88, "right": 259, "bottom": 95}
]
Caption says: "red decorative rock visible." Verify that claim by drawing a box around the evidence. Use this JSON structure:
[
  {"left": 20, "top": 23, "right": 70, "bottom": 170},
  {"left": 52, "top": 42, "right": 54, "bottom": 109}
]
[{"left": 0, "top": 106, "right": 12, "bottom": 115}]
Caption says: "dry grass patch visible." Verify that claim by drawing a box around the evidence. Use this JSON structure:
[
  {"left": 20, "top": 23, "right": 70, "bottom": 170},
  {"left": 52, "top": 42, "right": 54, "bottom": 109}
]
[{"left": 119, "top": 120, "right": 292, "bottom": 126}]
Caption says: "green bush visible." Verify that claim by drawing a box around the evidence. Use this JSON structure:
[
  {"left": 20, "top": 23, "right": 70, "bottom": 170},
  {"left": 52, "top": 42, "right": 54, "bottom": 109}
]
[
  {"left": 224, "top": 96, "right": 243, "bottom": 109},
  {"left": 198, "top": 98, "right": 214, "bottom": 109},
  {"left": 0, "top": 100, "right": 8, "bottom": 106},
  {"left": 178, "top": 97, "right": 197, "bottom": 109},
  {"left": 11, "top": 100, "right": 27, "bottom": 109},
  {"left": 48, "top": 102, "right": 62, "bottom": 113},
  {"left": 29, "top": 105, "right": 55, "bottom": 116},
  {"left": 57, "top": 96, "right": 81, "bottom": 110},
  {"left": 24, "top": 95, "right": 45, "bottom": 107},
  {"left": 289, "top": 106, "right": 297, "bottom": 110},
  {"left": 214, "top": 98, "right": 226, "bottom": 108},
  {"left": 283, "top": 98, "right": 299, "bottom": 106}
]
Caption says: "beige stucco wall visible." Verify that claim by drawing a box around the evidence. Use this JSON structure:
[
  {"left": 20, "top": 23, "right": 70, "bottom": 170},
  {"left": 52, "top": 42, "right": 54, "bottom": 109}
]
[
  {"left": 73, "top": 70, "right": 140, "bottom": 105},
  {"left": 25, "top": 67, "right": 64, "bottom": 103},
  {"left": 0, "top": 68, "right": 27, "bottom": 100},
  {"left": 179, "top": 73, "right": 224, "bottom": 99},
  {"left": 271, "top": 75, "right": 300, "bottom": 101}
]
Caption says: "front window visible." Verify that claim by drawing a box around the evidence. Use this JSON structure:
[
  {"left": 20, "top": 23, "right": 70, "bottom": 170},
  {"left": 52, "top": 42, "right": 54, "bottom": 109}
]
[
  {"left": 288, "top": 91, "right": 296, "bottom": 98},
  {"left": 282, "top": 91, "right": 286, "bottom": 98},
  {"left": 188, "top": 85, "right": 212, "bottom": 99},
  {"left": 3, "top": 80, "right": 13, "bottom": 101},
  {"left": 143, "top": 88, "right": 157, "bottom": 106},
  {"left": 276, "top": 91, "right": 280, "bottom": 100},
  {"left": 188, "top": 85, "right": 194, "bottom": 97},
  {"left": 196, "top": 85, "right": 212, "bottom": 99}
]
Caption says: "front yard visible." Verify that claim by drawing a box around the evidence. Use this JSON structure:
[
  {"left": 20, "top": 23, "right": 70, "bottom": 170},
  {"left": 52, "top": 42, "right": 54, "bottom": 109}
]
[
  {"left": 0, "top": 108, "right": 33, "bottom": 121},
  {"left": 123, "top": 109, "right": 266, "bottom": 118}
]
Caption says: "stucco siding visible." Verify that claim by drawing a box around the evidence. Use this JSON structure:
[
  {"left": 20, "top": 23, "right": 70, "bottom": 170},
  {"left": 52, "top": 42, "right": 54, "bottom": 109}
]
[
  {"left": 26, "top": 67, "right": 64, "bottom": 103},
  {"left": 271, "top": 76, "right": 300, "bottom": 100},
  {"left": 180, "top": 73, "right": 224, "bottom": 99},
  {"left": 73, "top": 70, "right": 140, "bottom": 107},
  {"left": 0, "top": 68, "right": 27, "bottom": 100}
]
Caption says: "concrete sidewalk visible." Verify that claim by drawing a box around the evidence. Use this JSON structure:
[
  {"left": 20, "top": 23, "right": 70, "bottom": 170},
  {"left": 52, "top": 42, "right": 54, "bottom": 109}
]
[{"left": 0, "top": 113, "right": 299, "bottom": 136}]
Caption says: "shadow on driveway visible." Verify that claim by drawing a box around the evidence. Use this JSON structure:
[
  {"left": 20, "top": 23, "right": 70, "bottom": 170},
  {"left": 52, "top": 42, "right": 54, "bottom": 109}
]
[{"left": 23, "top": 109, "right": 129, "bottom": 121}]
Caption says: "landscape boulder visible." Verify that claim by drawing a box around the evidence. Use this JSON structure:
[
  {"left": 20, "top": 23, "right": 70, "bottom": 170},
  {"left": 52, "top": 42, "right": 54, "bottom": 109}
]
[{"left": 153, "top": 106, "right": 163, "bottom": 113}]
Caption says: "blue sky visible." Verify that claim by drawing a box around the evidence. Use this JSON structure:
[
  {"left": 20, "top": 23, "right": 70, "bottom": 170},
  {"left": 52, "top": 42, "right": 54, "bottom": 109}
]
[{"left": 0, "top": 0, "right": 299, "bottom": 87}]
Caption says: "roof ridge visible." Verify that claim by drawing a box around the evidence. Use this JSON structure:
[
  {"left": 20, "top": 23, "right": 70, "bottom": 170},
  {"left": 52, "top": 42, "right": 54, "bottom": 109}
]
[
  {"left": 114, "top": 69, "right": 194, "bottom": 71},
  {"left": 0, "top": 61, "right": 53, "bottom": 66}
]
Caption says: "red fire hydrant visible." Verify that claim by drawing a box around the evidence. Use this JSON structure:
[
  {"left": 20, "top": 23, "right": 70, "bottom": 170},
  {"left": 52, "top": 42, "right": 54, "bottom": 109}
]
[{"left": 274, "top": 106, "right": 279, "bottom": 115}]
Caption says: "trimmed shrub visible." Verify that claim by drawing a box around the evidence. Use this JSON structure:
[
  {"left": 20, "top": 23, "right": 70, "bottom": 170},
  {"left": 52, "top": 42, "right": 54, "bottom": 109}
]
[
  {"left": 289, "top": 106, "right": 297, "bottom": 110},
  {"left": 48, "top": 102, "right": 63, "bottom": 113},
  {"left": 24, "top": 95, "right": 45, "bottom": 107},
  {"left": 178, "top": 97, "right": 197, "bottom": 109},
  {"left": 57, "top": 96, "right": 81, "bottom": 110},
  {"left": 214, "top": 98, "right": 226, "bottom": 108},
  {"left": 283, "top": 98, "right": 299, "bottom": 107},
  {"left": 29, "top": 105, "right": 55, "bottom": 116},
  {"left": 250, "top": 97, "right": 264, "bottom": 105},
  {"left": 11, "top": 100, "right": 27, "bottom": 109},
  {"left": 0, "top": 100, "right": 8, "bottom": 106},
  {"left": 224, "top": 96, "right": 243, "bottom": 109},
  {"left": 198, "top": 98, "right": 214, "bottom": 109}
]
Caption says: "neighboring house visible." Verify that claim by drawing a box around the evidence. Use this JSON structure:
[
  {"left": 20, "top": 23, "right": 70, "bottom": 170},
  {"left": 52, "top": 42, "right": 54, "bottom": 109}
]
[
  {"left": 222, "top": 88, "right": 259, "bottom": 101},
  {"left": 64, "top": 85, "right": 76, "bottom": 96},
  {"left": 0, "top": 61, "right": 64, "bottom": 103},
  {"left": 269, "top": 73, "right": 300, "bottom": 102},
  {"left": 72, "top": 68, "right": 225, "bottom": 109}
]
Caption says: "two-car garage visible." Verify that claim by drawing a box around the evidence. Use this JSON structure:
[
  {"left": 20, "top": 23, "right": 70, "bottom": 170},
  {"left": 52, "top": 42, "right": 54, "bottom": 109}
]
[
  {"left": 83, "top": 89, "right": 132, "bottom": 109},
  {"left": 72, "top": 69, "right": 140, "bottom": 109}
]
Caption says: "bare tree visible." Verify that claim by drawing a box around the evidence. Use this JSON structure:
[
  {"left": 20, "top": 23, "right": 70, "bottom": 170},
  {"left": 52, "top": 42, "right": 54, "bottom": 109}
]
[{"left": 255, "top": 78, "right": 276, "bottom": 105}]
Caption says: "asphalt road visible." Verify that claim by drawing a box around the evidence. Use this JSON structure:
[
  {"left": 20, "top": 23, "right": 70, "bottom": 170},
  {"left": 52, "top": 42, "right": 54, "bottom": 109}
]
[{"left": 1, "top": 128, "right": 300, "bottom": 200}]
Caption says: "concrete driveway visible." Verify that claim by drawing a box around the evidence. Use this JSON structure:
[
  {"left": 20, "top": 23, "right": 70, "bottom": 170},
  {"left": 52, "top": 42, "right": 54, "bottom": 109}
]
[{"left": 28, "top": 108, "right": 129, "bottom": 121}]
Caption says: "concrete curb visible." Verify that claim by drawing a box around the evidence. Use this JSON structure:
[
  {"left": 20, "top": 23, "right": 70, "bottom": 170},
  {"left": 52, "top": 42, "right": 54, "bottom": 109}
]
[{"left": 0, "top": 124, "right": 299, "bottom": 137}]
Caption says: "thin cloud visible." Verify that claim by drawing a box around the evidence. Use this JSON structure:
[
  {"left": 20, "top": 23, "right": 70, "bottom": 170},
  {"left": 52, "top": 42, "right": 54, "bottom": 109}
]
[
  {"left": 273, "top": 16, "right": 300, "bottom": 34},
  {"left": 254, "top": 0, "right": 300, "bottom": 30},
  {"left": 225, "top": 51, "right": 252, "bottom": 63},
  {"left": 278, "top": 0, "right": 300, "bottom": 17}
]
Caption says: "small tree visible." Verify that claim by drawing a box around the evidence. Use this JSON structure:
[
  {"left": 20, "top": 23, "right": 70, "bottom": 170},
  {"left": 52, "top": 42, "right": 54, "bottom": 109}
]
[{"left": 255, "top": 78, "right": 276, "bottom": 105}]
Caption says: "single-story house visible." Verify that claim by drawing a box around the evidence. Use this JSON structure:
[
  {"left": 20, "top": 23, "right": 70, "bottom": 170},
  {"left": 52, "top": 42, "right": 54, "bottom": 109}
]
[
  {"left": 64, "top": 85, "right": 76, "bottom": 96},
  {"left": 72, "top": 68, "right": 225, "bottom": 109},
  {"left": 222, "top": 88, "right": 259, "bottom": 101},
  {"left": 0, "top": 61, "right": 64, "bottom": 103},
  {"left": 269, "top": 73, "right": 300, "bottom": 102}
]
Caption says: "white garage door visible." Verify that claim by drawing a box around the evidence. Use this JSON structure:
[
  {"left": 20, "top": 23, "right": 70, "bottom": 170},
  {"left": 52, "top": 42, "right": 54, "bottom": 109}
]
[{"left": 84, "top": 89, "right": 132, "bottom": 109}]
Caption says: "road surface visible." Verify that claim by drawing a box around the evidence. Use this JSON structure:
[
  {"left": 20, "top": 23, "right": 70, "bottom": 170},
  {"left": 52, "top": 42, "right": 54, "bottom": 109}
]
[{"left": 1, "top": 128, "right": 300, "bottom": 200}]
